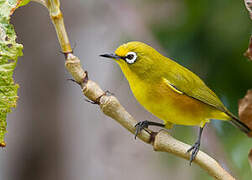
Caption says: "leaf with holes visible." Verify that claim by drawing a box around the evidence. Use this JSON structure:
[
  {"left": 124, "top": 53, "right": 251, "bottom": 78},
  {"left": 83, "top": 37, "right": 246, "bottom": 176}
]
[{"left": 0, "top": 0, "right": 24, "bottom": 147}]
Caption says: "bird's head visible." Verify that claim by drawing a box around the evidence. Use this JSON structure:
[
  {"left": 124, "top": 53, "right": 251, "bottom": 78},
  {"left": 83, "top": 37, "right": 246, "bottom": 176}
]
[{"left": 100, "top": 41, "right": 163, "bottom": 78}]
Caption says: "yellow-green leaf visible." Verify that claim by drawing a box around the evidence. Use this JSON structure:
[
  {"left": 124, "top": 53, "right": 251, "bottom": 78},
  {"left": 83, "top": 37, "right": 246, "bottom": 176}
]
[{"left": 0, "top": 0, "right": 24, "bottom": 146}]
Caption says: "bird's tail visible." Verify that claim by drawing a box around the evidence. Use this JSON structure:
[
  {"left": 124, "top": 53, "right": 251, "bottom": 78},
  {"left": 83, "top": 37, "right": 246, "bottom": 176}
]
[{"left": 226, "top": 112, "right": 251, "bottom": 134}]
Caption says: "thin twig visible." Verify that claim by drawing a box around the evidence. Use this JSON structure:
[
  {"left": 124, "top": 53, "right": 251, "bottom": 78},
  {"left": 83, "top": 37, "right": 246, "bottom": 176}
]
[{"left": 33, "top": 0, "right": 236, "bottom": 179}]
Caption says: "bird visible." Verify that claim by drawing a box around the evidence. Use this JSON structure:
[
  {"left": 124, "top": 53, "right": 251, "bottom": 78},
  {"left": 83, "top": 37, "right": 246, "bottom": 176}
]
[{"left": 100, "top": 41, "right": 251, "bottom": 164}]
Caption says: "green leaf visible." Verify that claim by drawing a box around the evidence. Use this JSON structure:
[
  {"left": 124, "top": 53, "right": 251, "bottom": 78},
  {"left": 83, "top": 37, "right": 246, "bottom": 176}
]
[{"left": 0, "top": 0, "right": 24, "bottom": 147}]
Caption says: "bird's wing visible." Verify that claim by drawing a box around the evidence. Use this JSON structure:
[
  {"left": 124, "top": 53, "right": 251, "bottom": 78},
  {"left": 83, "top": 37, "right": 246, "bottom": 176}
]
[{"left": 163, "top": 61, "right": 227, "bottom": 113}]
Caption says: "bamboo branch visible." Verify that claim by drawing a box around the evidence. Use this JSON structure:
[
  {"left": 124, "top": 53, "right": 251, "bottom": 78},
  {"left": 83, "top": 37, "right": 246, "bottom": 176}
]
[{"left": 33, "top": 0, "right": 236, "bottom": 179}]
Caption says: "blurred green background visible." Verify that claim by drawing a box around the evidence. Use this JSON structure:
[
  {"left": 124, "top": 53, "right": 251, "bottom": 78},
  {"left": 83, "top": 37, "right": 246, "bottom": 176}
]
[{"left": 0, "top": 0, "right": 251, "bottom": 180}]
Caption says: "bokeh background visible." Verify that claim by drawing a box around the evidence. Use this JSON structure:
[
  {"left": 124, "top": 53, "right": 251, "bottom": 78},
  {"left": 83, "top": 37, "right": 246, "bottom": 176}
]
[{"left": 0, "top": 0, "right": 252, "bottom": 179}]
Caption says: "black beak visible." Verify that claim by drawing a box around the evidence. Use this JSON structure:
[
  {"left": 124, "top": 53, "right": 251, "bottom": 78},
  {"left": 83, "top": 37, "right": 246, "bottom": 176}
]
[{"left": 100, "top": 53, "right": 121, "bottom": 60}]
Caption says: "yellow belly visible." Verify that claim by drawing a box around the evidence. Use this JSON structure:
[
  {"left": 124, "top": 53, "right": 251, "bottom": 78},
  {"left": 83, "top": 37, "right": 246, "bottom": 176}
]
[{"left": 129, "top": 79, "right": 230, "bottom": 127}]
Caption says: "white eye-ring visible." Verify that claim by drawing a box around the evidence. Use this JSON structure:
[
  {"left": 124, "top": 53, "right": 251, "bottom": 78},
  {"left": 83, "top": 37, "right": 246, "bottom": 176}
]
[{"left": 125, "top": 52, "right": 137, "bottom": 64}]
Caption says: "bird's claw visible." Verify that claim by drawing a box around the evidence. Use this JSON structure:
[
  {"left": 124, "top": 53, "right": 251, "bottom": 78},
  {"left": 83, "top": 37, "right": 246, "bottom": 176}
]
[
  {"left": 187, "top": 142, "right": 200, "bottom": 165},
  {"left": 134, "top": 120, "right": 149, "bottom": 139}
]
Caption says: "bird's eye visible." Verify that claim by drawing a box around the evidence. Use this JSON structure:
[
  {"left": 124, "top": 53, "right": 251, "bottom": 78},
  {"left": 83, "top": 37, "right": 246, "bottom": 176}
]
[{"left": 125, "top": 52, "right": 137, "bottom": 64}]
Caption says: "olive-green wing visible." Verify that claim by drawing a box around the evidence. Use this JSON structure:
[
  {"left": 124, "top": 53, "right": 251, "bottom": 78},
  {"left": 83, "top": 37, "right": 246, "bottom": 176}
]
[
  {"left": 161, "top": 58, "right": 252, "bottom": 133},
  {"left": 163, "top": 60, "right": 227, "bottom": 113}
]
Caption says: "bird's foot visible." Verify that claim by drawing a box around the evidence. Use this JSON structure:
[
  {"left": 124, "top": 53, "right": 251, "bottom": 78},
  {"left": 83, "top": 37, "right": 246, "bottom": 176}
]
[
  {"left": 187, "top": 141, "right": 200, "bottom": 165},
  {"left": 134, "top": 120, "right": 165, "bottom": 139},
  {"left": 134, "top": 120, "right": 150, "bottom": 139}
]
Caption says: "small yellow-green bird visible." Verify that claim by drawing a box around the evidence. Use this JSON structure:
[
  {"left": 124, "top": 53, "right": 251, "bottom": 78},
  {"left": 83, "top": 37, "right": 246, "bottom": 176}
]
[{"left": 100, "top": 41, "right": 251, "bottom": 164}]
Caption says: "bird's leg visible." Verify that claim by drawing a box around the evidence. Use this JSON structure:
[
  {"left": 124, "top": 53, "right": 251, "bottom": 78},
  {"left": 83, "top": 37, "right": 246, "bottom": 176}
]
[
  {"left": 134, "top": 120, "right": 165, "bottom": 139},
  {"left": 187, "top": 125, "right": 205, "bottom": 165}
]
